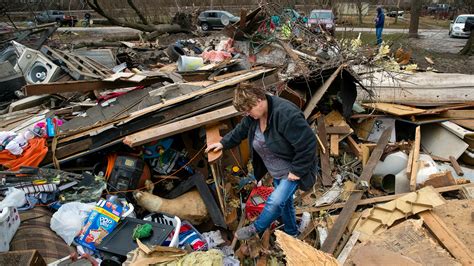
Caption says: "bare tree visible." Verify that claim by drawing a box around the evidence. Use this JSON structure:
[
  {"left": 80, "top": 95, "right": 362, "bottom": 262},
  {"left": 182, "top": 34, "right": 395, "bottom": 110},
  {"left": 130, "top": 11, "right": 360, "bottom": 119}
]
[
  {"left": 408, "top": 0, "right": 421, "bottom": 38},
  {"left": 394, "top": 0, "right": 400, "bottom": 24},
  {"left": 355, "top": 0, "right": 363, "bottom": 25},
  {"left": 460, "top": 20, "right": 474, "bottom": 56},
  {"left": 85, "top": 0, "right": 194, "bottom": 39}
]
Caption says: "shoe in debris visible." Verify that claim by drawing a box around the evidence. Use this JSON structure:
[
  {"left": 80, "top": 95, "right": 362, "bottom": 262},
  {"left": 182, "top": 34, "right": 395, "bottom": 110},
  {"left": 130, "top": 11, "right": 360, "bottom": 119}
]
[{"left": 235, "top": 224, "right": 257, "bottom": 240}]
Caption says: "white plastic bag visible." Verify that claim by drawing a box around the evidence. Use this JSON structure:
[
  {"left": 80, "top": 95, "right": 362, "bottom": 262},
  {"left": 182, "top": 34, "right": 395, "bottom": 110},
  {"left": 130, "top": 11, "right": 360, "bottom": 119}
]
[
  {"left": 0, "top": 187, "right": 26, "bottom": 210},
  {"left": 50, "top": 202, "right": 94, "bottom": 245}
]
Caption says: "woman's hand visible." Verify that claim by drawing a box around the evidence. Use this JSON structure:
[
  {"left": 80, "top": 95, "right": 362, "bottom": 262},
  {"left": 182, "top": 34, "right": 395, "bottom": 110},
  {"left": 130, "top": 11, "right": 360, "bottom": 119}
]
[
  {"left": 288, "top": 172, "right": 301, "bottom": 181},
  {"left": 205, "top": 142, "right": 223, "bottom": 153}
]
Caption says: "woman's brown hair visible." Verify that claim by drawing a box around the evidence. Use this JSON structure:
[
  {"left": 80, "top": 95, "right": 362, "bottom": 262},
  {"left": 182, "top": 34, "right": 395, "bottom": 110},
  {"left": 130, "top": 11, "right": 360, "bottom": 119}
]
[{"left": 233, "top": 82, "right": 266, "bottom": 112}]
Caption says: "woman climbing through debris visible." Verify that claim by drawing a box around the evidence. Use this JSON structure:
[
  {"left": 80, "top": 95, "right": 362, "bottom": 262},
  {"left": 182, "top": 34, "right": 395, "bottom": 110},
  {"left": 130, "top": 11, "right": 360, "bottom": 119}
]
[{"left": 205, "top": 83, "right": 318, "bottom": 239}]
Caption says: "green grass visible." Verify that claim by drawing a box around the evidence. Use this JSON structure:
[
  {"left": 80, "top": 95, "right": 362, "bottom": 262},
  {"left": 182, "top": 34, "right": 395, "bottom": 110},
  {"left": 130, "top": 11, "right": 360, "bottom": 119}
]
[
  {"left": 337, "top": 14, "right": 451, "bottom": 30},
  {"left": 336, "top": 31, "right": 408, "bottom": 46}
]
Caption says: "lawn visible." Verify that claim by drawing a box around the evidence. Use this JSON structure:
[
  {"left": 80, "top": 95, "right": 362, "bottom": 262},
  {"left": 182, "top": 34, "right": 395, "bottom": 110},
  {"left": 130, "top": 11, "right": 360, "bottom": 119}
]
[{"left": 336, "top": 31, "right": 408, "bottom": 46}]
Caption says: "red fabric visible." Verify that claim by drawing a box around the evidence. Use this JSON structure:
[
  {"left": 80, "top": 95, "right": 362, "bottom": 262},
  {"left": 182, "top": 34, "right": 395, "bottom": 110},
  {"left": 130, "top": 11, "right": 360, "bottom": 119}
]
[{"left": 0, "top": 138, "right": 48, "bottom": 171}]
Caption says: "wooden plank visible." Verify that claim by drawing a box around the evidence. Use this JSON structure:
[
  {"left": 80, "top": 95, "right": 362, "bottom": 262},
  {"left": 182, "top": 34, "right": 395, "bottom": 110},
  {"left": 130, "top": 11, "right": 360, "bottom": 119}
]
[
  {"left": 410, "top": 126, "right": 421, "bottom": 191},
  {"left": 406, "top": 146, "right": 414, "bottom": 177},
  {"left": 441, "top": 110, "right": 474, "bottom": 119},
  {"left": 449, "top": 156, "right": 464, "bottom": 176},
  {"left": 424, "top": 171, "right": 457, "bottom": 188},
  {"left": 296, "top": 184, "right": 471, "bottom": 214},
  {"left": 123, "top": 106, "right": 238, "bottom": 147},
  {"left": 326, "top": 126, "right": 352, "bottom": 135},
  {"left": 361, "top": 144, "right": 370, "bottom": 167},
  {"left": 213, "top": 67, "right": 262, "bottom": 81},
  {"left": 206, "top": 124, "right": 223, "bottom": 163},
  {"left": 452, "top": 119, "right": 474, "bottom": 131},
  {"left": 346, "top": 136, "right": 362, "bottom": 159},
  {"left": 304, "top": 65, "right": 343, "bottom": 118},
  {"left": 419, "top": 211, "right": 474, "bottom": 265},
  {"left": 126, "top": 68, "right": 273, "bottom": 123},
  {"left": 320, "top": 127, "right": 391, "bottom": 254},
  {"left": 317, "top": 116, "right": 333, "bottom": 186},
  {"left": 25, "top": 75, "right": 171, "bottom": 95},
  {"left": 420, "top": 102, "right": 474, "bottom": 115},
  {"left": 361, "top": 102, "right": 426, "bottom": 116},
  {"left": 336, "top": 231, "right": 360, "bottom": 265},
  {"left": 330, "top": 134, "right": 339, "bottom": 157}
]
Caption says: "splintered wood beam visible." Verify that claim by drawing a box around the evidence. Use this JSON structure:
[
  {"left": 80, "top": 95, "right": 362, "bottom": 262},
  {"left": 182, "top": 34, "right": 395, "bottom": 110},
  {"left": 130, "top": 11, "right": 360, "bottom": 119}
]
[
  {"left": 320, "top": 127, "right": 392, "bottom": 254},
  {"left": 317, "top": 116, "right": 333, "bottom": 186},
  {"left": 449, "top": 156, "right": 464, "bottom": 176},
  {"left": 123, "top": 106, "right": 238, "bottom": 147},
  {"left": 304, "top": 65, "right": 344, "bottom": 118},
  {"left": 410, "top": 126, "right": 421, "bottom": 191},
  {"left": 419, "top": 211, "right": 474, "bottom": 265},
  {"left": 206, "top": 124, "right": 223, "bottom": 163},
  {"left": 330, "top": 134, "right": 339, "bottom": 157},
  {"left": 346, "top": 136, "right": 362, "bottom": 160}
]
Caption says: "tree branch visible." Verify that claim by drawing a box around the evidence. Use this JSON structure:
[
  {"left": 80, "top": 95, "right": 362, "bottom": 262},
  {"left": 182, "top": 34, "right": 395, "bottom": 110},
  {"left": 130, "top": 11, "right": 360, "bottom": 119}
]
[{"left": 126, "top": 0, "right": 148, "bottom": 25}]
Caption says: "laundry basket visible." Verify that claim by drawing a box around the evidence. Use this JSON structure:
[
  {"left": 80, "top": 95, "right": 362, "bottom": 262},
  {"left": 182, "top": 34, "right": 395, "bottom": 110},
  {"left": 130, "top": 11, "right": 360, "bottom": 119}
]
[
  {"left": 144, "top": 213, "right": 207, "bottom": 251},
  {"left": 143, "top": 213, "right": 181, "bottom": 248}
]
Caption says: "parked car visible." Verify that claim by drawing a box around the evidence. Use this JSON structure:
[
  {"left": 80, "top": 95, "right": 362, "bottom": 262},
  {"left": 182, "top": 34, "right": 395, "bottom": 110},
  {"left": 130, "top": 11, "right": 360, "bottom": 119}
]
[
  {"left": 197, "top": 10, "right": 240, "bottom": 31},
  {"left": 449, "top": 14, "right": 474, "bottom": 38},
  {"left": 307, "top": 9, "right": 336, "bottom": 35},
  {"left": 427, "top": 3, "right": 450, "bottom": 13},
  {"left": 36, "top": 10, "right": 78, "bottom": 26},
  {"left": 386, "top": 10, "right": 404, "bottom": 18}
]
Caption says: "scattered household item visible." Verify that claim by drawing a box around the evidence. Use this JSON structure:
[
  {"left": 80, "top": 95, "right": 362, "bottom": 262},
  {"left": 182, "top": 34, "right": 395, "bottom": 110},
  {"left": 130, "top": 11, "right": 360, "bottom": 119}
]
[
  {"left": 134, "top": 190, "right": 208, "bottom": 224},
  {"left": 96, "top": 217, "right": 174, "bottom": 262},
  {"left": 177, "top": 56, "right": 204, "bottom": 72},
  {"left": 10, "top": 207, "right": 75, "bottom": 263},
  {"left": 373, "top": 151, "right": 408, "bottom": 176},
  {"left": 14, "top": 47, "right": 61, "bottom": 84},
  {"left": 370, "top": 174, "right": 395, "bottom": 193},
  {"left": 421, "top": 123, "right": 468, "bottom": 160},
  {"left": 0, "top": 207, "right": 20, "bottom": 252},
  {"left": 50, "top": 202, "right": 95, "bottom": 245},
  {"left": 105, "top": 154, "right": 149, "bottom": 192},
  {"left": 75, "top": 196, "right": 133, "bottom": 251},
  {"left": 245, "top": 186, "right": 273, "bottom": 221},
  {"left": 143, "top": 212, "right": 182, "bottom": 248}
]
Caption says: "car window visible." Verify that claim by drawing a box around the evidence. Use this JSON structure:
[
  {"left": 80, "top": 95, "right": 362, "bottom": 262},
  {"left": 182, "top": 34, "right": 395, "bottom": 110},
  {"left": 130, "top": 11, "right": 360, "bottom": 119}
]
[
  {"left": 208, "top": 12, "right": 217, "bottom": 18},
  {"left": 220, "top": 11, "right": 233, "bottom": 17},
  {"left": 52, "top": 11, "right": 58, "bottom": 15},
  {"left": 310, "top": 11, "right": 333, "bottom": 19},
  {"left": 456, "top": 16, "right": 467, "bottom": 23}
]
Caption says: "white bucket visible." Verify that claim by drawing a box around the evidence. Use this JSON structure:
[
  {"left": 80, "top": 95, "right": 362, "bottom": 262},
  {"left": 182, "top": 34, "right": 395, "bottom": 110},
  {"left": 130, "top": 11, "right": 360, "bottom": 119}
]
[{"left": 177, "top": 55, "right": 204, "bottom": 72}]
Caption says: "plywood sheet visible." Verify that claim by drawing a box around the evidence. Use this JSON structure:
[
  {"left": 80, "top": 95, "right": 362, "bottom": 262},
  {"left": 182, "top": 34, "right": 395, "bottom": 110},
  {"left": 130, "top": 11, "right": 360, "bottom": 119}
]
[
  {"left": 362, "top": 102, "right": 426, "bottom": 116},
  {"left": 347, "top": 219, "right": 460, "bottom": 266},
  {"left": 275, "top": 230, "right": 338, "bottom": 266}
]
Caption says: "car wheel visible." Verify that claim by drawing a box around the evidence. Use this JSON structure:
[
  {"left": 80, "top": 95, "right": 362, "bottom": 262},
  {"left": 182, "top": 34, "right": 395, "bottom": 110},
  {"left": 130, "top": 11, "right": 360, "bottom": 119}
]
[
  {"left": 201, "top": 23, "right": 210, "bottom": 31},
  {"left": 449, "top": 31, "right": 453, "bottom": 38},
  {"left": 55, "top": 19, "right": 62, "bottom": 26}
]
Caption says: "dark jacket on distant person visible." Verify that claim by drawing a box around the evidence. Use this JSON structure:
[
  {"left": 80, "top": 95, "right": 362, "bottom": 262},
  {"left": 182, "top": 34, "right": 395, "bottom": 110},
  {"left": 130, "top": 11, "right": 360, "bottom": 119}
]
[
  {"left": 220, "top": 95, "right": 318, "bottom": 191},
  {"left": 375, "top": 7, "right": 385, "bottom": 28}
]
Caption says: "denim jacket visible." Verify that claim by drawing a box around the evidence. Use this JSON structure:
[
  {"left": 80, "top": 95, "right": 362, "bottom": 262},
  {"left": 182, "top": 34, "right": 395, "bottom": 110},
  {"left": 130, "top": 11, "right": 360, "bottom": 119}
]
[{"left": 220, "top": 95, "right": 318, "bottom": 191}]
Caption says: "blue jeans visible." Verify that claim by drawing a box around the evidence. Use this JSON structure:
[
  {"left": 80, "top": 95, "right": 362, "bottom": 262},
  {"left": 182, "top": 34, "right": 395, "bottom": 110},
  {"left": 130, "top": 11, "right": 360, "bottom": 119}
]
[
  {"left": 376, "top": 27, "right": 383, "bottom": 45},
  {"left": 253, "top": 178, "right": 299, "bottom": 236}
]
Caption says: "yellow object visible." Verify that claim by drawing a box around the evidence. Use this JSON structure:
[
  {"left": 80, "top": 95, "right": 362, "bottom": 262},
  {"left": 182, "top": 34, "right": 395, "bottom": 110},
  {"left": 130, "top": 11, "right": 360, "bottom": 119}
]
[{"left": 231, "top": 166, "right": 240, "bottom": 173}]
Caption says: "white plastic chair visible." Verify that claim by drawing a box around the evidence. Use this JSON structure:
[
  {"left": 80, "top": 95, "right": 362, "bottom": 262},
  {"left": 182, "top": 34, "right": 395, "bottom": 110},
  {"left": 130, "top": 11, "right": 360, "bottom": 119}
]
[{"left": 143, "top": 213, "right": 181, "bottom": 248}]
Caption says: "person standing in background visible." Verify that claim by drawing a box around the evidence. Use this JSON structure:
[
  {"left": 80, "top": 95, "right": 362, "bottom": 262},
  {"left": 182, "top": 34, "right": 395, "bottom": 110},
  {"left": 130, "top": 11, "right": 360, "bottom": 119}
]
[{"left": 375, "top": 6, "right": 385, "bottom": 45}]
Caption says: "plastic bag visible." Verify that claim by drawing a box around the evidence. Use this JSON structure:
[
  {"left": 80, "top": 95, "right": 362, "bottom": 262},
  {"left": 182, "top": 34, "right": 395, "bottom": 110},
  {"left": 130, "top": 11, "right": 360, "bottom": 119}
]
[
  {"left": 50, "top": 202, "right": 94, "bottom": 245},
  {"left": 0, "top": 187, "right": 26, "bottom": 210}
]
